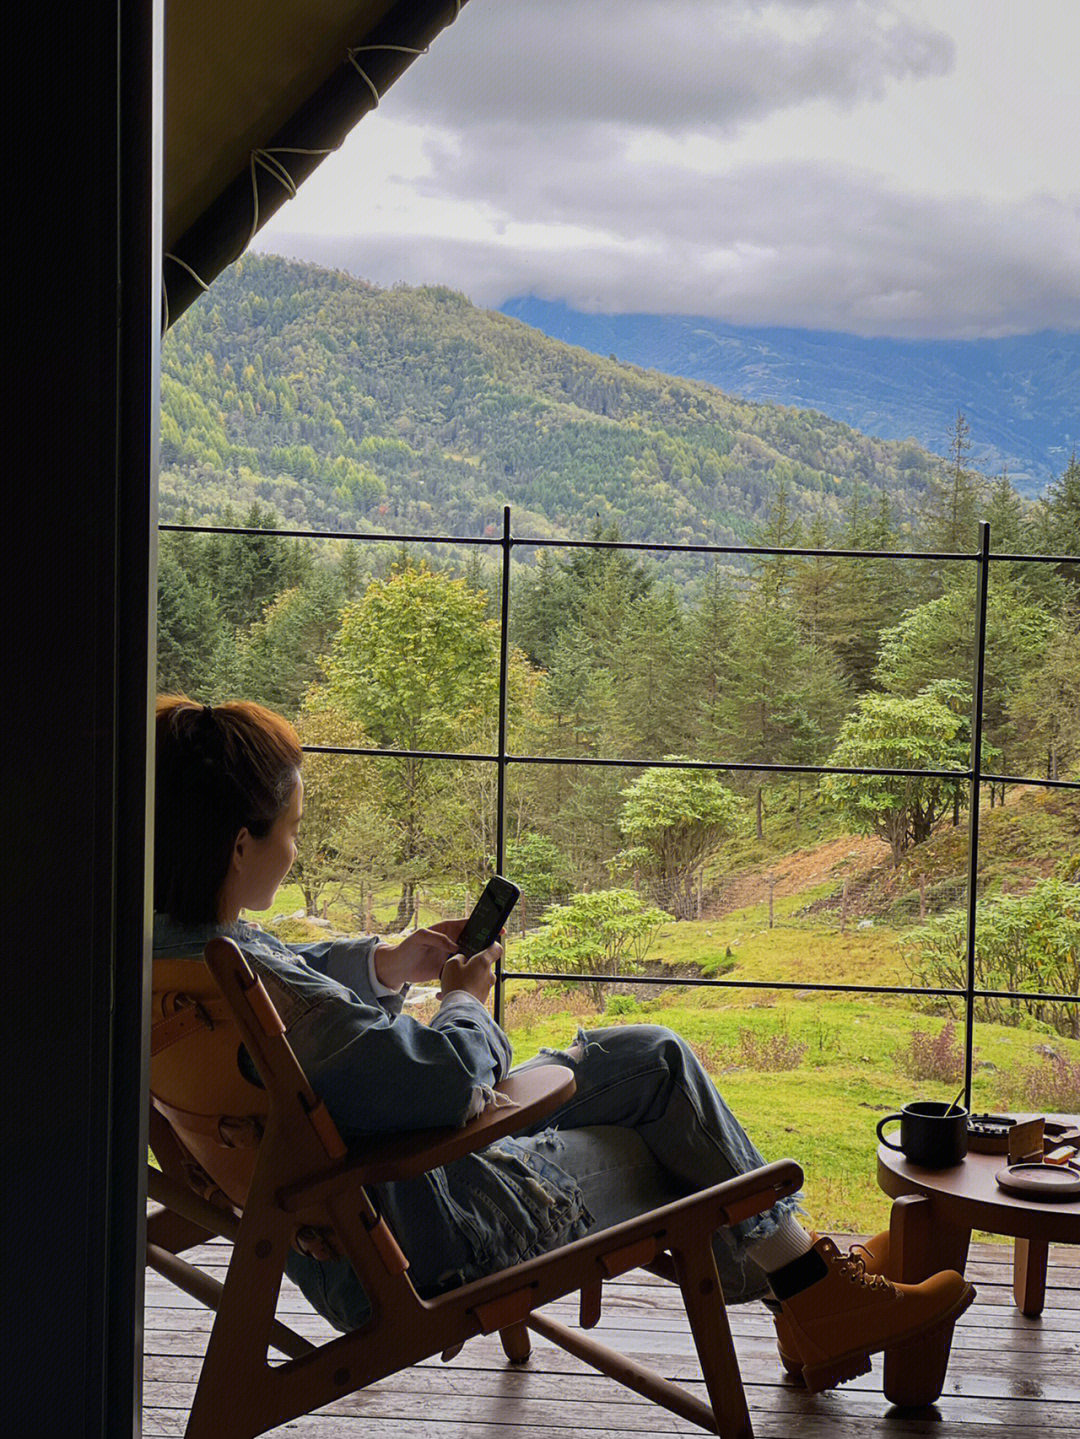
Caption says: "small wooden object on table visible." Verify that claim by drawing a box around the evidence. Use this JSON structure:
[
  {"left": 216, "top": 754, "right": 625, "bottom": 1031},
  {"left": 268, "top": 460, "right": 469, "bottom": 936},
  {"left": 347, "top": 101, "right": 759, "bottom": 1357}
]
[
  {"left": 994, "top": 1116, "right": 1080, "bottom": 1197},
  {"left": 876, "top": 1112, "right": 1080, "bottom": 1408}
]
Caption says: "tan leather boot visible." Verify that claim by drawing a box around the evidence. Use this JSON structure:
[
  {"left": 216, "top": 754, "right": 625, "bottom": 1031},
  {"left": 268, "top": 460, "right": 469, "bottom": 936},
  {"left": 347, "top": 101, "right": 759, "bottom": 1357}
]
[
  {"left": 768, "top": 1235, "right": 974, "bottom": 1394},
  {"left": 771, "top": 1231, "right": 890, "bottom": 1381}
]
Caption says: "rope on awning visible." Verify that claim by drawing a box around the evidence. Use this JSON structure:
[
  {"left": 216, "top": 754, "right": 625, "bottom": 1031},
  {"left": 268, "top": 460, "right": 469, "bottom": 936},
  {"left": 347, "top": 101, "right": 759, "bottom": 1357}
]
[
  {"left": 163, "top": 0, "right": 467, "bottom": 331},
  {"left": 346, "top": 41, "right": 434, "bottom": 104}
]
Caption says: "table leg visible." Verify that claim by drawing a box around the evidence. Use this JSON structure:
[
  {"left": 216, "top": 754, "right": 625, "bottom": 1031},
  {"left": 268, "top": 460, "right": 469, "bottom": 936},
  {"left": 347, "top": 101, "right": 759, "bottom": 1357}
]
[
  {"left": 1013, "top": 1237, "right": 1048, "bottom": 1318},
  {"left": 882, "top": 1194, "right": 972, "bottom": 1408}
]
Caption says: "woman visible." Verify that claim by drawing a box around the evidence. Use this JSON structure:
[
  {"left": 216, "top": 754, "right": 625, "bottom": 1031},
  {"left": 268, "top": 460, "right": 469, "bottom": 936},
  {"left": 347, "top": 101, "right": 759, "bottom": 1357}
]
[{"left": 153, "top": 694, "right": 974, "bottom": 1393}]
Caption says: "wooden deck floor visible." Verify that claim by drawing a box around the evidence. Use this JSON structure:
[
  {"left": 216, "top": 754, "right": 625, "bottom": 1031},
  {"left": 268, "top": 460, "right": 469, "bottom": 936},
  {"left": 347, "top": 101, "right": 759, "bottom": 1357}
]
[{"left": 143, "top": 1237, "right": 1080, "bottom": 1438}]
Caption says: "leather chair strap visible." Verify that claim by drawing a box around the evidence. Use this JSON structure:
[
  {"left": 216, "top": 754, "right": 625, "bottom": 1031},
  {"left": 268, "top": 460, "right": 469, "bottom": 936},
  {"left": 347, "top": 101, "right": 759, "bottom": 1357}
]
[
  {"left": 152, "top": 1096, "right": 263, "bottom": 1149},
  {"left": 151, "top": 997, "right": 214, "bottom": 1057}
]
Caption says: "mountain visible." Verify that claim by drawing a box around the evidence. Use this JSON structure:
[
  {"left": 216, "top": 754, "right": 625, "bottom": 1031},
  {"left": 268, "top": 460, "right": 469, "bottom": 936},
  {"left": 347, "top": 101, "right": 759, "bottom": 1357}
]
[
  {"left": 162, "top": 254, "right": 949, "bottom": 554},
  {"left": 500, "top": 299, "right": 1080, "bottom": 495}
]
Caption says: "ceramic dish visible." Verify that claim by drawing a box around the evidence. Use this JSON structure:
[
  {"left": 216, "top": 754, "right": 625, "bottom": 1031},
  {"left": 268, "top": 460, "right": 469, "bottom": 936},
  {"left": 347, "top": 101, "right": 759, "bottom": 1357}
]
[{"left": 995, "top": 1160, "right": 1080, "bottom": 1200}]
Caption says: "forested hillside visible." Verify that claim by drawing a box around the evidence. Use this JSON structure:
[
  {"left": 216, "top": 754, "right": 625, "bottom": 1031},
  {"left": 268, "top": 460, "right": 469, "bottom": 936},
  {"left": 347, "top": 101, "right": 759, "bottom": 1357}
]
[
  {"left": 161, "top": 253, "right": 947, "bottom": 545},
  {"left": 501, "top": 298, "right": 1080, "bottom": 493}
]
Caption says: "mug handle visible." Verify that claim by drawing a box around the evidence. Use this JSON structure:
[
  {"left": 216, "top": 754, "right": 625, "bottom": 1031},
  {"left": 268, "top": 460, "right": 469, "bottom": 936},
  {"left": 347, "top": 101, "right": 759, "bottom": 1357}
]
[{"left": 876, "top": 1114, "right": 904, "bottom": 1150}]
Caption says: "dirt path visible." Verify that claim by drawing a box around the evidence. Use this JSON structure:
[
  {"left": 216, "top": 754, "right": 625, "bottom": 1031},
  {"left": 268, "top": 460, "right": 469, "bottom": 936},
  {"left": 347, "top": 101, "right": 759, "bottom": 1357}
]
[{"left": 709, "top": 833, "right": 890, "bottom": 917}]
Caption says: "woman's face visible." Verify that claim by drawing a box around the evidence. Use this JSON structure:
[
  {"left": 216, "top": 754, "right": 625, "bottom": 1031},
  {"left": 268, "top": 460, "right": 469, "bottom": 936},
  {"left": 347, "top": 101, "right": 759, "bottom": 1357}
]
[{"left": 230, "top": 774, "right": 304, "bottom": 916}]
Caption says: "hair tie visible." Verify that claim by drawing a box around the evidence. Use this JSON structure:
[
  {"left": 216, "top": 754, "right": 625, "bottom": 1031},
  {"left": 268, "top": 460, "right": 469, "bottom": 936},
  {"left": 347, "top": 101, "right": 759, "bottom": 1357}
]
[{"left": 187, "top": 704, "right": 223, "bottom": 772}]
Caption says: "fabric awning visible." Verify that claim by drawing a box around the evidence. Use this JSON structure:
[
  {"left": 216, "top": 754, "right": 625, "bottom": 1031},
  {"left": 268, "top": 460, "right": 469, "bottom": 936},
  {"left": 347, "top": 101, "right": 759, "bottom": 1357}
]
[{"left": 164, "top": 0, "right": 468, "bottom": 326}]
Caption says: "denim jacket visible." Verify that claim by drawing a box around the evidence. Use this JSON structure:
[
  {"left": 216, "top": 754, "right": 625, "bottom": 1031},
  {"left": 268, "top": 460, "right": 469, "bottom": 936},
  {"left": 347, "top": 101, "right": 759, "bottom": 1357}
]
[{"left": 152, "top": 915, "right": 591, "bottom": 1330}]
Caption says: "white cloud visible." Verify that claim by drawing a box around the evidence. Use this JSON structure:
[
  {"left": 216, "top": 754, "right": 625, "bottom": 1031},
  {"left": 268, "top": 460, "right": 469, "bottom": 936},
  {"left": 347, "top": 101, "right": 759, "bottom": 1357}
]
[
  {"left": 254, "top": 0, "right": 1080, "bottom": 339},
  {"left": 265, "top": 165, "right": 1080, "bottom": 338},
  {"left": 385, "top": 0, "right": 954, "bottom": 131}
]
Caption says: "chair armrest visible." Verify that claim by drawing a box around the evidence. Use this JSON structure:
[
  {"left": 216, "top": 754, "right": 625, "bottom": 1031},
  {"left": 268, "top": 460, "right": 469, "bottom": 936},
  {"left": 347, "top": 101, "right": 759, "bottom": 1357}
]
[{"left": 278, "top": 1064, "right": 575, "bottom": 1212}]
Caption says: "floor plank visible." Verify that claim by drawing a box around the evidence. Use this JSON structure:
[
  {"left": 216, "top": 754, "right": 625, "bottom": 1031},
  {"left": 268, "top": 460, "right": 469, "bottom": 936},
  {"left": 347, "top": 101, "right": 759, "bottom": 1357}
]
[{"left": 142, "top": 1237, "right": 1080, "bottom": 1437}]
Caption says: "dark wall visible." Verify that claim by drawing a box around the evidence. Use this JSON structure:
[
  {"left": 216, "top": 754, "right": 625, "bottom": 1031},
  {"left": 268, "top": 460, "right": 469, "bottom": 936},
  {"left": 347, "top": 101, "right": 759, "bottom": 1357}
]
[{"left": 8, "top": 6, "right": 159, "bottom": 1435}]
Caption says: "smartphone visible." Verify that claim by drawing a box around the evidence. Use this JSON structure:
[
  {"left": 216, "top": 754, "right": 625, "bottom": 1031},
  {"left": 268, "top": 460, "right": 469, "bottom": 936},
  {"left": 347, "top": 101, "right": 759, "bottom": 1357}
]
[{"left": 455, "top": 875, "right": 521, "bottom": 958}]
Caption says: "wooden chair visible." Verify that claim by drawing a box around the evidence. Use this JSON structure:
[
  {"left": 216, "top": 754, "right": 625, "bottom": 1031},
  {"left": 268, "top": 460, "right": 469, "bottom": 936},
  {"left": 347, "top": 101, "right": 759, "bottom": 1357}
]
[{"left": 146, "top": 936, "right": 803, "bottom": 1439}]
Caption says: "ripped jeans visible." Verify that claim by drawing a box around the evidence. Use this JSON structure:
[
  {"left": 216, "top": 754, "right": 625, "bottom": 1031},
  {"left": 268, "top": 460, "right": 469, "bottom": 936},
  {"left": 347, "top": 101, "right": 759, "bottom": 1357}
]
[
  {"left": 287, "top": 1024, "right": 802, "bottom": 1327},
  {"left": 507, "top": 1023, "right": 802, "bottom": 1304}
]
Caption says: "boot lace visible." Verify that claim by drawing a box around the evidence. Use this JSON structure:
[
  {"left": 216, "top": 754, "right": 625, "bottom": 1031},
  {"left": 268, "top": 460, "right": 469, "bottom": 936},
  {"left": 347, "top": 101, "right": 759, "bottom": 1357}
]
[{"left": 838, "top": 1248, "right": 892, "bottom": 1291}]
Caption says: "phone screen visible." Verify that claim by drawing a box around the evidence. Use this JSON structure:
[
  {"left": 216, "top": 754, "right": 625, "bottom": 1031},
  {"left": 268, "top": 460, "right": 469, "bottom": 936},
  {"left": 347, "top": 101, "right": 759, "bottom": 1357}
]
[{"left": 456, "top": 876, "right": 520, "bottom": 957}]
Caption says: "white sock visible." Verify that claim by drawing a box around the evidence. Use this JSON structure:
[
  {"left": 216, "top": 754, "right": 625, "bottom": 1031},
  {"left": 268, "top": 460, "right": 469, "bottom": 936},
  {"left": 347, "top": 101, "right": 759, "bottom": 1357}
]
[{"left": 744, "top": 1213, "right": 816, "bottom": 1274}]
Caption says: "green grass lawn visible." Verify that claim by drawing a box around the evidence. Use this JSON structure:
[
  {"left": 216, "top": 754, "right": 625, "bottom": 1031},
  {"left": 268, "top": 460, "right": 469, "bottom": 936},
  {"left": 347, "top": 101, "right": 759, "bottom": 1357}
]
[{"left": 636, "top": 901, "right": 907, "bottom": 986}]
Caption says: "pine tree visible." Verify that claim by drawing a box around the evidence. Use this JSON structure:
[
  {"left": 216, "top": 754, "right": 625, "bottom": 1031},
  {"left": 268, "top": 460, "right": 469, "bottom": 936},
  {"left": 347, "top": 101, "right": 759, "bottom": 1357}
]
[
  {"left": 984, "top": 469, "right": 1061, "bottom": 607},
  {"left": 223, "top": 566, "right": 346, "bottom": 716},
  {"left": 525, "top": 623, "right": 622, "bottom": 882},
  {"left": 1044, "top": 449, "right": 1080, "bottom": 589},
  {"left": 751, "top": 475, "right": 802, "bottom": 606},
  {"left": 611, "top": 585, "right": 694, "bottom": 759},
  {"left": 874, "top": 577, "right": 1057, "bottom": 773},
  {"left": 919, "top": 411, "right": 984, "bottom": 560},
  {"left": 512, "top": 548, "right": 571, "bottom": 669},
  {"left": 156, "top": 549, "right": 223, "bottom": 697},
  {"left": 719, "top": 586, "right": 848, "bottom": 838},
  {"left": 337, "top": 542, "right": 365, "bottom": 602},
  {"left": 692, "top": 564, "right": 739, "bottom": 746},
  {"left": 463, "top": 548, "right": 497, "bottom": 619},
  {"left": 790, "top": 511, "right": 838, "bottom": 650},
  {"left": 1007, "top": 597, "right": 1080, "bottom": 780},
  {"left": 563, "top": 520, "right": 654, "bottom": 671},
  {"left": 985, "top": 469, "right": 1024, "bottom": 553},
  {"left": 211, "top": 501, "right": 297, "bottom": 628}
]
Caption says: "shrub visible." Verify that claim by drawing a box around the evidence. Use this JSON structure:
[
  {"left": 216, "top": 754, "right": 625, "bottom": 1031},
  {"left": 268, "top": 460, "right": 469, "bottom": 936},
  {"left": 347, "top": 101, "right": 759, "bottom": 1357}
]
[
  {"left": 605, "top": 994, "right": 641, "bottom": 1017},
  {"left": 515, "top": 888, "right": 671, "bottom": 1009},
  {"left": 1004, "top": 1053, "right": 1080, "bottom": 1112},
  {"left": 265, "top": 913, "right": 334, "bottom": 943},
  {"left": 896, "top": 1020, "right": 964, "bottom": 1084},
  {"left": 504, "top": 985, "right": 599, "bottom": 1029},
  {"left": 736, "top": 1025, "right": 808, "bottom": 1072},
  {"left": 687, "top": 1038, "right": 729, "bottom": 1075},
  {"left": 902, "top": 879, "right": 1080, "bottom": 1039}
]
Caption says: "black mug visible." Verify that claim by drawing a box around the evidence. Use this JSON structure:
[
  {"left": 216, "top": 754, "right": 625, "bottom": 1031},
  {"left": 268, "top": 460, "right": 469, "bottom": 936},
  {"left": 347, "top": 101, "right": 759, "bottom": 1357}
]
[{"left": 877, "top": 1101, "right": 969, "bottom": 1168}]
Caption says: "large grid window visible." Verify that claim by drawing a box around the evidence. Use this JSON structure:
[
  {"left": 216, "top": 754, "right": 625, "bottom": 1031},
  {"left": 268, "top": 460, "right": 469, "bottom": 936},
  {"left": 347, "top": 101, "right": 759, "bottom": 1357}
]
[{"left": 161, "top": 509, "right": 1080, "bottom": 1224}]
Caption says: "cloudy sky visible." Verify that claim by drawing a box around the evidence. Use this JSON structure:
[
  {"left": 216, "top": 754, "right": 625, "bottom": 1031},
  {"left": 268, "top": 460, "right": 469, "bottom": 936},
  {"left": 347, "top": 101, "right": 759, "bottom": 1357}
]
[{"left": 254, "top": 0, "right": 1080, "bottom": 340}]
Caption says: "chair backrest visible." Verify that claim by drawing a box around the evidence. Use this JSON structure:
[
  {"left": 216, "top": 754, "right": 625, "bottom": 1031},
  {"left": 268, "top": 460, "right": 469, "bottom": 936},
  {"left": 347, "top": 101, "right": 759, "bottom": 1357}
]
[{"left": 150, "top": 955, "right": 269, "bottom": 1206}]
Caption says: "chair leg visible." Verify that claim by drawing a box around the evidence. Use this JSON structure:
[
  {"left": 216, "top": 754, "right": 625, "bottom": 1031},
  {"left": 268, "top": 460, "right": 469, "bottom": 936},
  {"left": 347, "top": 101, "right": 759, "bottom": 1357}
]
[
  {"left": 183, "top": 1216, "right": 297, "bottom": 1439},
  {"left": 673, "top": 1241, "right": 754, "bottom": 1439},
  {"left": 499, "top": 1322, "right": 532, "bottom": 1363},
  {"left": 527, "top": 1311, "right": 717, "bottom": 1432}
]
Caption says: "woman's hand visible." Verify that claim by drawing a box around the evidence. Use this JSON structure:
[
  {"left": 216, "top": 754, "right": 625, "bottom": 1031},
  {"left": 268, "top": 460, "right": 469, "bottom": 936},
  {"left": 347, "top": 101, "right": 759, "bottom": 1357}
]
[
  {"left": 373, "top": 920, "right": 466, "bottom": 990},
  {"left": 437, "top": 942, "right": 502, "bottom": 1005}
]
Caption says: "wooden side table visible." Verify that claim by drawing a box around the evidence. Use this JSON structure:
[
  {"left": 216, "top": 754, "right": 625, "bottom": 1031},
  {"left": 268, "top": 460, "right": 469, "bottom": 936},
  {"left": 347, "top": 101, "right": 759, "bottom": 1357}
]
[{"left": 876, "top": 1126, "right": 1080, "bottom": 1407}]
